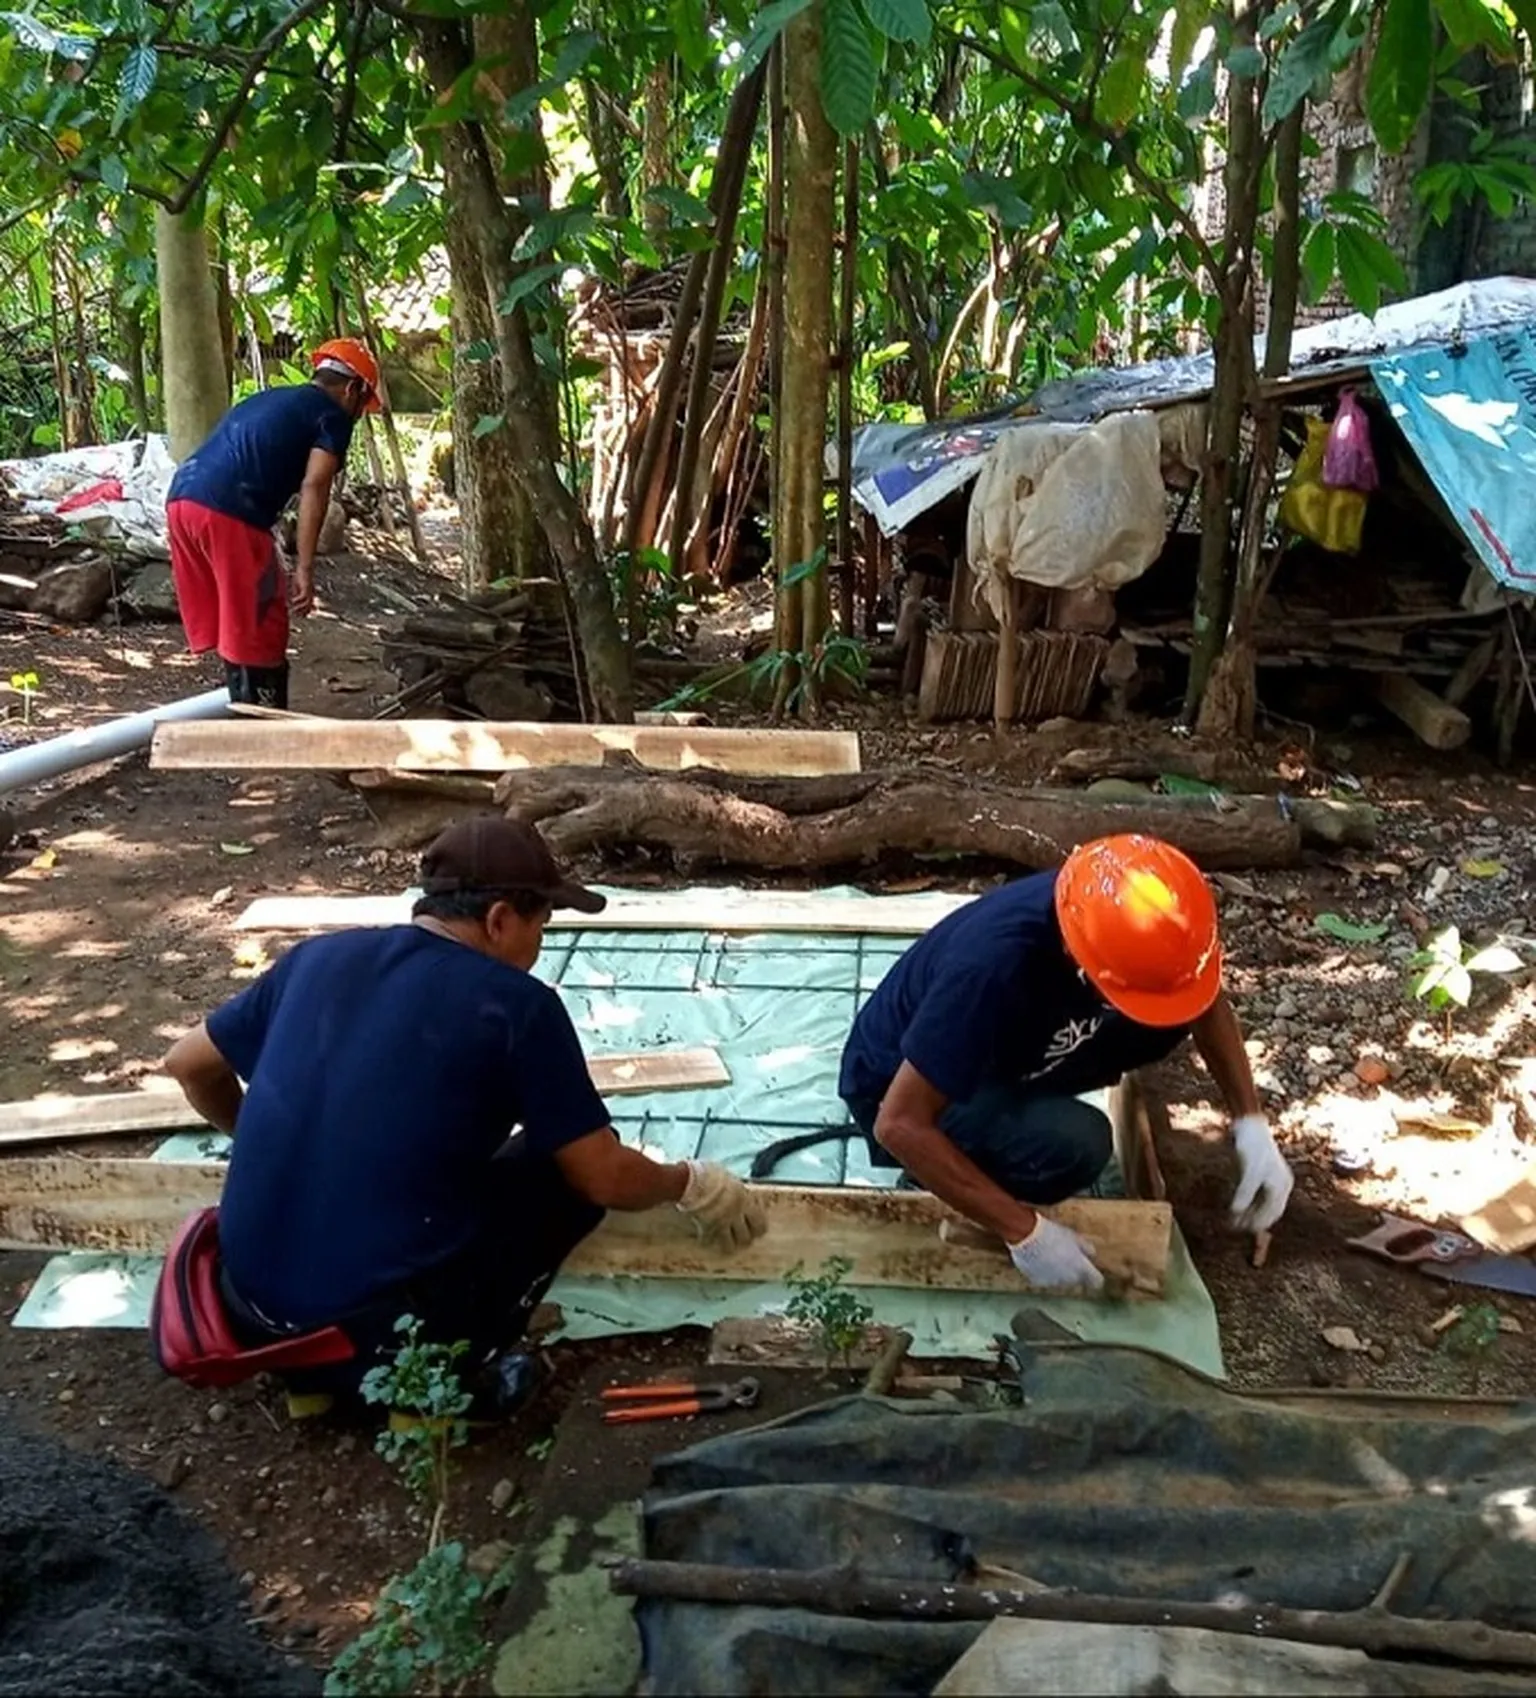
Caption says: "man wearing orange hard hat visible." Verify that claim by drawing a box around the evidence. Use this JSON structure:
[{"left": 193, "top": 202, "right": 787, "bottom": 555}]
[
  {"left": 165, "top": 338, "right": 381, "bottom": 710},
  {"left": 839, "top": 834, "right": 1292, "bottom": 1293}
]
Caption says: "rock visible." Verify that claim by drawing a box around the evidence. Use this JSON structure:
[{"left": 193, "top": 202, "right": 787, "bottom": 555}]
[
  {"left": 205, "top": 1402, "right": 229, "bottom": 1426},
  {"left": 1322, "top": 1325, "right": 1368, "bottom": 1353},
  {"left": 1085, "top": 778, "right": 1153, "bottom": 801},
  {"left": 490, "top": 1477, "right": 516, "bottom": 1512},
  {"left": 1350, "top": 999, "right": 1371, "bottom": 1022},
  {"left": 467, "top": 1539, "right": 514, "bottom": 1581},
  {"left": 253, "top": 1496, "right": 272, "bottom": 1516},
  {"left": 1355, "top": 1056, "right": 1391, "bottom": 1086},
  {"left": 56, "top": 1388, "right": 76, "bottom": 1405},
  {"left": 32, "top": 556, "right": 115, "bottom": 622},
  {"left": 120, "top": 559, "right": 182, "bottom": 621},
  {"left": 1274, "top": 996, "right": 1298, "bottom": 1019},
  {"left": 154, "top": 1454, "right": 192, "bottom": 1491},
  {"left": 317, "top": 500, "right": 348, "bottom": 556},
  {"left": 320, "top": 1485, "right": 339, "bottom": 1509},
  {"left": 333, "top": 1434, "right": 356, "bottom": 1456}
]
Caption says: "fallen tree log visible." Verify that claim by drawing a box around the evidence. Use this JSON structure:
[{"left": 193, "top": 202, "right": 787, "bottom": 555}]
[{"left": 490, "top": 766, "right": 1372, "bottom": 871}]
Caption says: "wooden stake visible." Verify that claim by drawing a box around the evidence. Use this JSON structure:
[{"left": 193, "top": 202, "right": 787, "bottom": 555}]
[{"left": 605, "top": 1558, "right": 1536, "bottom": 1669}]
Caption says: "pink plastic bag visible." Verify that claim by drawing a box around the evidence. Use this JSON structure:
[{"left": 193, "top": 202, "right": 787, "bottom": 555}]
[{"left": 1322, "top": 389, "right": 1378, "bottom": 493}]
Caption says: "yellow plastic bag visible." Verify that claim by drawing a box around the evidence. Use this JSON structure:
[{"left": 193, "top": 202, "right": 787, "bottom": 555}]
[{"left": 1278, "top": 417, "right": 1367, "bottom": 554}]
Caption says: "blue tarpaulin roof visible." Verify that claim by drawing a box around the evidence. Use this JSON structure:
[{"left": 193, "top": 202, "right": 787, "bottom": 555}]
[{"left": 1373, "top": 327, "right": 1536, "bottom": 594}]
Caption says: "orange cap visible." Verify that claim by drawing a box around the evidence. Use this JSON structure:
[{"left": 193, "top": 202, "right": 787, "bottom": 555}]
[
  {"left": 311, "top": 337, "right": 382, "bottom": 412},
  {"left": 1054, "top": 834, "right": 1222, "bottom": 1028}
]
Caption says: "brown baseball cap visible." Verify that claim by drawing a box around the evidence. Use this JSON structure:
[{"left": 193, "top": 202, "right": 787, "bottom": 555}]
[{"left": 419, "top": 816, "right": 606, "bottom": 914}]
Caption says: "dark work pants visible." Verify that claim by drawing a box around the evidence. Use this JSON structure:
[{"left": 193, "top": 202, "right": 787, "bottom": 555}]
[
  {"left": 843, "top": 1085, "right": 1113, "bottom": 1207},
  {"left": 222, "top": 1143, "right": 604, "bottom": 1397},
  {"left": 224, "top": 660, "right": 290, "bottom": 711}
]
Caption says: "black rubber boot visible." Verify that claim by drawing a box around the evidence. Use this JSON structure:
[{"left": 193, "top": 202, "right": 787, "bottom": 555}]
[{"left": 223, "top": 661, "right": 290, "bottom": 711}]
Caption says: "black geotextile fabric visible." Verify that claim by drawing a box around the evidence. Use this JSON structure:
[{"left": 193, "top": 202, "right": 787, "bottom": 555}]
[
  {"left": 635, "top": 1345, "right": 1536, "bottom": 1696},
  {"left": 0, "top": 1420, "right": 317, "bottom": 1697}
]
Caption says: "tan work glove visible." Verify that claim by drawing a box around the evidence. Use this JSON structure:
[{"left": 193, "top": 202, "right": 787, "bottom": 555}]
[{"left": 679, "top": 1160, "right": 767, "bottom": 1251}]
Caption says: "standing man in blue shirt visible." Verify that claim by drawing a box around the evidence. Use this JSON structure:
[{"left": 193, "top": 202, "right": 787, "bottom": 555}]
[
  {"left": 165, "top": 338, "right": 381, "bottom": 710},
  {"left": 839, "top": 834, "right": 1293, "bottom": 1293},
  {"left": 162, "top": 816, "right": 766, "bottom": 1418}
]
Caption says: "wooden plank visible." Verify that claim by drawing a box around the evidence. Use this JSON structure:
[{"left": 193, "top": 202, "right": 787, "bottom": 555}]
[
  {"left": 1462, "top": 1167, "right": 1536, "bottom": 1255},
  {"left": 150, "top": 718, "right": 861, "bottom": 778},
  {"left": 0, "top": 1163, "right": 1171, "bottom": 1297},
  {"left": 0, "top": 1047, "right": 730, "bottom": 1150},
  {"left": 235, "top": 887, "right": 974, "bottom": 935},
  {"left": 1376, "top": 674, "right": 1472, "bottom": 750}
]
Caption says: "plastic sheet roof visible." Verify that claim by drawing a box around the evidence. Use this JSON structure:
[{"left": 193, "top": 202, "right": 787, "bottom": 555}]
[{"left": 1030, "top": 277, "right": 1536, "bottom": 422}]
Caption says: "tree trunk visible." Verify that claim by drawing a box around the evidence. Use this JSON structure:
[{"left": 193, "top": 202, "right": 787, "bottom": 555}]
[
  {"left": 836, "top": 135, "right": 859, "bottom": 635},
  {"left": 213, "top": 210, "right": 236, "bottom": 402},
  {"left": 445, "top": 200, "right": 528, "bottom": 591},
  {"left": 581, "top": 79, "right": 631, "bottom": 221},
  {"left": 1182, "top": 0, "right": 1263, "bottom": 721},
  {"left": 1197, "top": 100, "right": 1304, "bottom": 741},
  {"left": 465, "top": 3, "right": 555, "bottom": 584},
  {"left": 641, "top": 62, "right": 673, "bottom": 248},
  {"left": 492, "top": 764, "right": 1334, "bottom": 871},
  {"left": 119, "top": 296, "right": 152, "bottom": 436},
  {"left": 155, "top": 206, "right": 230, "bottom": 461},
  {"left": 667, "top": 61, "right": 767, "bottom": 571},
  {"left": 772, "top": 4, "right": 837, "bottom": 715},
  {"left": 413, "top": 18, "right": 631, "bottom": 719}
]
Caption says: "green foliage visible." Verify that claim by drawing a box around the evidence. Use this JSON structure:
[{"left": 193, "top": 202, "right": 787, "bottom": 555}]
[
  {"left": 330, "top": 1317, "right": 490, "bottom": 1697},
  {"left": 1440, "top": 1302, "right": 1502, "bottom": 1392},
  {"left": 323, "top": 1543, "right": 487, "bottom": 1698},
  {"left": 362, "top": 1315, "right": 473, "bottom": 1507},
  {"left": 1313, "top": 912, "right": 1390, "bottom": 944},
  {"left": 1417, "top": 129, "right": 1536, "bottom": 227},
  {"left": 785, "top": 1256, "right": 874, "bottom": 1367},
  {"left": 1407, "top": 925, "right": 1524, "bottom": 1016},
  {"left": 821, "top": 0, "right": 880, "bottom": 136},
  {"left": 1367, "top": 0, "right": 1433, "bottom": 154}
]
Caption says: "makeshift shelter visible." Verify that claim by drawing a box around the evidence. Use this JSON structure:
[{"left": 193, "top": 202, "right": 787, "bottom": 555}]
[{"left": 853, "top": 279, "right": 1536, "bottom": 756}]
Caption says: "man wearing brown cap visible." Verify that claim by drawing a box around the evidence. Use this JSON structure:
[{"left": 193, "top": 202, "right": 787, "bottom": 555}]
[{"left": 163, "top": 816, "right": 764, "bottom": 1417}]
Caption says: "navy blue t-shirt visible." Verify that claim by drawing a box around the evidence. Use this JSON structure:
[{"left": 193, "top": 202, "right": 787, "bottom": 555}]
[
  {"left": 168, "top": 384, "right": 355, "bottom": 531},
  {"left": 207, "top": 926, "right": 608, "bottom": 1329},
  {"left": 839, "top": 872, "right": 1190, "bottom": 1108}
]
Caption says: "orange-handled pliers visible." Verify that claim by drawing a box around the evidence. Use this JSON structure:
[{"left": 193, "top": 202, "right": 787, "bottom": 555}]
[{"left": 599, "top": 1376, "right": 760, "bottom": 1424}]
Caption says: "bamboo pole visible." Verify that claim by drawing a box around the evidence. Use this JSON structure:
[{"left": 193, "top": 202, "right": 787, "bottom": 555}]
[
  {"left": 353, "top": 285, "right": 429, "bottom": 564},
  {"left": 836, "top": 136, "right": 858, "bottom": 638}
]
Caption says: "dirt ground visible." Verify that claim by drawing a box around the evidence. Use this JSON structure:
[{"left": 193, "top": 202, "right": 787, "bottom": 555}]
[{"left": 3, "top": 535, "right": 1535, "bottom": 1685}]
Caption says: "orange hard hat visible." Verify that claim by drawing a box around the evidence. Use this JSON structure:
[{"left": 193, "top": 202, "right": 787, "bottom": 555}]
[
  {"left": 311, "top": 337, "right": 381, "bottom": 411},
  {"left": 1054, "top": 834, "right": 1222, "bottom": 1028}
]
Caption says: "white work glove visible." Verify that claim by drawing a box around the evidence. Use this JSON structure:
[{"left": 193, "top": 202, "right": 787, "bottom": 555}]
[
  {"left": 679, "top": 1160, "right": 767, "bottom": 1252},
  {"left": 1230, "top": 1113, "right": 1294, "bottom": 1234},
  {"left": 1008, "top": 1215, "right": 1105, "bottom": 1295}
]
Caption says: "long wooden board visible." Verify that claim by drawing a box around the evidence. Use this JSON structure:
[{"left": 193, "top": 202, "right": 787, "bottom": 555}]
[
  {"left": 0, "top": 1162, "right": 1171, "bottom": 1297},
  {"left": 235, "top": 887, "right": 974, "bottom": 936},
  {"left": 150, "top": 719, "right": 861, "bottom": 778},
  {"left": 0, "top": 1047, "right": 729, "bottom": 1150}
]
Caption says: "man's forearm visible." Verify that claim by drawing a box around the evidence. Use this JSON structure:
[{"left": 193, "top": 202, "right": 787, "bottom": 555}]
[
  {"left": 295, "top": 479, "right": 329, "bottom": 573},
  {"left": 180, "top": 1071, "right": 244, "bottom": 1136},
  {"left": 877, "top": 1115, "right": 1036, "bottom": 1243},
  {"left": 596, "top": 1148, "right": 690, "bottom": 1212},
  {"left": 1191, "top": 992, "right": 1261, "bottom": 1118}
]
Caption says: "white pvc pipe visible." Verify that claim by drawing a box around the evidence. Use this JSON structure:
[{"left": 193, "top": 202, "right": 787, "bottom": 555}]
[{"left": 0, "top": 687, "right": 231, "bottom": 794}]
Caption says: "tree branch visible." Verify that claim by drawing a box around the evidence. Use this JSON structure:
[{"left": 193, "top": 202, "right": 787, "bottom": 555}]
[
  {"left": 951, "top": 28, "right": 1226, "bottom": 290},
  {"left": 164, "top": 0, "right": 336, "bottom": 216},
  {"left": 332, "top": 0, "right": 370, "bottom": 163}
]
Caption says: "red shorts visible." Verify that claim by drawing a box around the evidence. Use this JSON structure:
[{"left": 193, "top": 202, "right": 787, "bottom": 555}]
[{"left": 167, "top": 499, "right": 289, "bottom": 667}]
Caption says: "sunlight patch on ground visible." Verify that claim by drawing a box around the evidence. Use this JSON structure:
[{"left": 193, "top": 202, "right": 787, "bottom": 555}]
[{"left": 47, "top": 1036, "right": 118, "bottom": 1063}]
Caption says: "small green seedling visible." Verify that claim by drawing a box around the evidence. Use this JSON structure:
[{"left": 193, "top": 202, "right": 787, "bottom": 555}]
[
  {"left": 8, "top": 671, "right": 39, "bottom": 725},
  {"left": 327, "top": 1317, "right": 490, "bottom": 1698},
  {"left": 1442, "top": 1302, "right": 1502, "bottom": 1393},
  {"left": 1407, "top": 925, "right": 1523, "bottom": 1034},
  {"left": 786, "top": 1256, "right": 875, "bottom": 1370}
]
